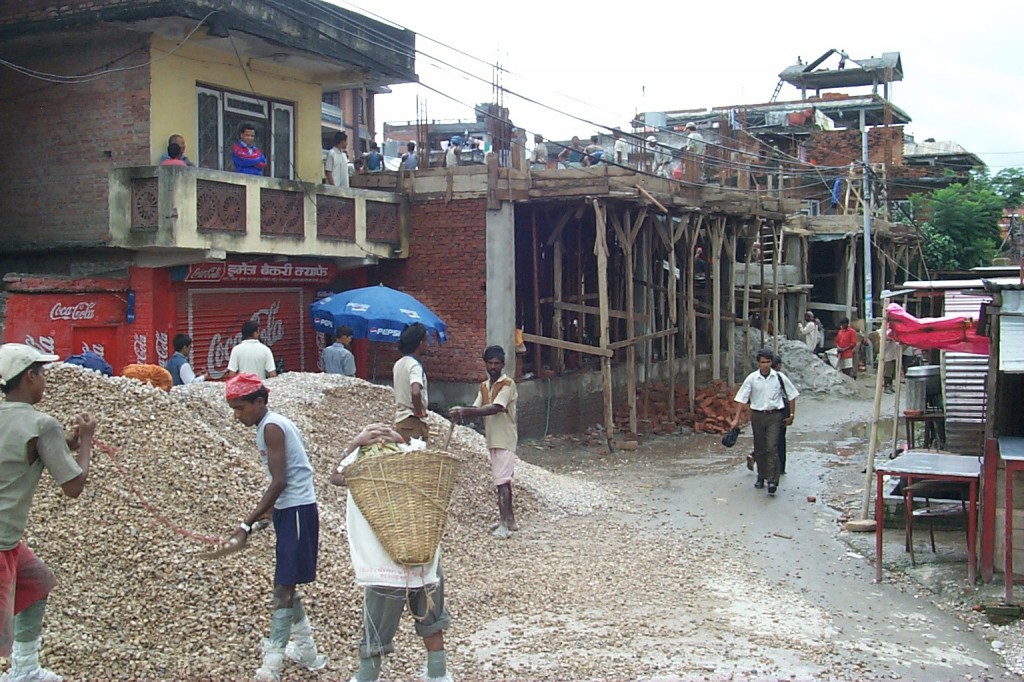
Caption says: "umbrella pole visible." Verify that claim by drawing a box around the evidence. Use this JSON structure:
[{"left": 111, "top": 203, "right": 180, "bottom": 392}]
[{"left": 851, "top": 312, "right": 888, "bottom": 531}]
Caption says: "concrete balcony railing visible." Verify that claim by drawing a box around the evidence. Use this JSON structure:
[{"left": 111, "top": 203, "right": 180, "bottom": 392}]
[{"left": 109, "top": 166, "right": 408, "bottom": 261}]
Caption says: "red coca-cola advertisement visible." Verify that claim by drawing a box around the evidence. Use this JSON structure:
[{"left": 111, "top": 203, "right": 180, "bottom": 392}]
[{"left": 4, "top": 290, "right": 128, "bottom": 371}]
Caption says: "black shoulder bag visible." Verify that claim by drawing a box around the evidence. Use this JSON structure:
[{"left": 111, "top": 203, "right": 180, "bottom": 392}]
[{"left": 777, "top": 374, "right": 790, "bottom": 419}]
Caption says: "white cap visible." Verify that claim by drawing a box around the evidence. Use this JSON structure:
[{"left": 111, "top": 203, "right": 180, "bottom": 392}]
[
  {"left": 0, "top": 343, "right": 59, "bottom": 386},
  {"left": 646, "top": 135, "right": 658, "bottom": 143}
]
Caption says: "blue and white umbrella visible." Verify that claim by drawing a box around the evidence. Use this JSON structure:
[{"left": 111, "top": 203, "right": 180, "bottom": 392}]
[{"left": 310, "top": 284, "right": 448, "bottom": 343}]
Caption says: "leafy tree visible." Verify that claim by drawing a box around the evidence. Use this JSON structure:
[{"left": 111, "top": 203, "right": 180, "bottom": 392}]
[
  {"left": 911, "top": 178, "right": 1004, "bottom": 271},
  {"left": 991, "top": 168, "right": 1024, "bottom": 209}
]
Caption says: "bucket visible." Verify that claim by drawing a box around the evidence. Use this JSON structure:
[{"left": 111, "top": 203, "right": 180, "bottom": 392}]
[{"left": 905, "top": 375, "right": 927, "bottom": 413}]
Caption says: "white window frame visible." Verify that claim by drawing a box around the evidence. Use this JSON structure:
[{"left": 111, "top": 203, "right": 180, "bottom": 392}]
[{"left": 195, "top": 86, "right": 294, "bottom": 180}]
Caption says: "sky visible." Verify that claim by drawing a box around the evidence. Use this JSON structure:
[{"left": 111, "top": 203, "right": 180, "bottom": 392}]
[{"left": 332, "top": 0, "right": 1024, "bottom": 174}]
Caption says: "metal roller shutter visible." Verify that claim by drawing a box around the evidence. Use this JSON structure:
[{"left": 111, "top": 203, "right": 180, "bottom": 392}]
[
  {"left": 941, "top": 290, "right": 990, "bottom": 455},
  {"left": 178, "top": 287, "right": 307, "bottom": 379}
]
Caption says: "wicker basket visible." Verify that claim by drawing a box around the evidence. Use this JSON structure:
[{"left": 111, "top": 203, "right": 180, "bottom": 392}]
[{"left": 344, "top": 444, "right": 462, "bottom": 566}]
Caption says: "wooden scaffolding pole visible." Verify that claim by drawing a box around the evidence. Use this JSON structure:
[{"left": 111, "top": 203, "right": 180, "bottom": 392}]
[
  {"left": 593, "top": 199, "right": 615, "bottom": 449},
  {"left": 711, "top": 216, "right": 725, "bottom": 380},
  {"left": 688, "top": 216, "right": 704, "bottom": 409},
  {"left": 610, "top": 207, "right": 647, "bottom": 434},
  {"left": 742, "top": 227, "right": 753, "bottom": 375},
  {"left": 726, "top": 227, "right": 738, "bottom": 386}
]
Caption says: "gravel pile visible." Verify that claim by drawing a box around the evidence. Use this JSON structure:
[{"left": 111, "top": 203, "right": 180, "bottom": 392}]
[
  {"left": 734, "top": 329, "right": 855, "bottom": 397},
  {"left": 4, "top": 365, "right": 615, "bottom": 681}
]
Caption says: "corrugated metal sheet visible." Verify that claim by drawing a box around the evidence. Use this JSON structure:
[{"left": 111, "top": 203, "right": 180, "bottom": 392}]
[
  {"left": 942, "top": 291, "right": 990, "bottom": 455},
  {"left": 178, "top": 288, "right": 308, "bottom": 380},
  {"left": 1000, "top": 316, "right": 1024, "bottom": 372}
]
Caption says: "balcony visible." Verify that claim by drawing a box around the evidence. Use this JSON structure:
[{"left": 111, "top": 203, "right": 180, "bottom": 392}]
[{"left": 109, "top": 166, "right": 408, "bottom": 263}]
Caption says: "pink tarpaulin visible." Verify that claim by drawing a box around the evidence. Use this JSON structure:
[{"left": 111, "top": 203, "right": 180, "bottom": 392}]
[{"left": 885, "top": 302, "right": 989, "bottom": 355}]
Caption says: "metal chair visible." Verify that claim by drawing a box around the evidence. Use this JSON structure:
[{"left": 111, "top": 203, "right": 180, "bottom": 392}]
[{"left": 903, "top": 480, "right": 969, "bottom": 566}]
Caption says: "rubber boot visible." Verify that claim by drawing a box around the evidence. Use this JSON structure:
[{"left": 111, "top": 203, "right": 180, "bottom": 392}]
[
  {"left": 284, "top": 616, "right": 328, "bottom": 671},
  {"left": 3, "top": 639, "right": 63, "bottom": 682},
  {"left": 254, "top": 639, "right": 284, "bottom": 682}
]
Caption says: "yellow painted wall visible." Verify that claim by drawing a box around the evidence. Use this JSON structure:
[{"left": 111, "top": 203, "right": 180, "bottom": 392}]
[{"left": 149, "top": 36, "right": 327, "bottom": 182}]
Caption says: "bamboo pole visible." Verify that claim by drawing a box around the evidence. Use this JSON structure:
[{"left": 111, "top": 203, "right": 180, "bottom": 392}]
[
  {"left": 852, "top": 312, "right": 889, "bottom": 531},
  {"left": 552, "top": 234, "right": 564, "bottom": 373},
  {"left": 743, "top": 229, "right": 753, "bottom": 374},
  {"left": 688, "top": 220, "right": 699, "bottom": 409}
]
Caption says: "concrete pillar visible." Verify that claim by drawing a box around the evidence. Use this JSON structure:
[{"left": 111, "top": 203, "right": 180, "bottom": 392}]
[{"left": 486, "top": 202, "right": 517, "bottom": 373}]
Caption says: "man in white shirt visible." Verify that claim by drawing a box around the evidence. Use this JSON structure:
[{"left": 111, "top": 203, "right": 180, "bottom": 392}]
[
  {"left": 531, "top": 134, "right": 548, "bottom": 170},
  {"left": 612, "top": 128, "right": 629, "bottom": 166},
  {"left": 225, "top": 320, "right": 278, "bottom": 379},
  {"left": 325, "top": 131, "right": 350, "bottom": 189},
  {"left": 798, "top": 312, "right": 820, "bottom": 352},
  {"left": 731, "top": 349, "right": 799, "bottom": 495},
  {"left": 393, "top": 323, "right": 429, "bottom": 443}
]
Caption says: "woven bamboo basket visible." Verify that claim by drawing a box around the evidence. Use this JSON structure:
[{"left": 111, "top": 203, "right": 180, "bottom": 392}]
[{"left": 344, "top": 442, "right": 462, "bottom": 566}]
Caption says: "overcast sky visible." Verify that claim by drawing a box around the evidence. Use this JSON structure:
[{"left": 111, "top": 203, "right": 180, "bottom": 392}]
[{"left": 334, "top": 0, "right": 1023, "bottom": 173}]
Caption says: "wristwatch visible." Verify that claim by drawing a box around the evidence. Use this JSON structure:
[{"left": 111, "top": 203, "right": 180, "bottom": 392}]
[{"left": 239, "top": 521, "right": 252, "bottom": 535}]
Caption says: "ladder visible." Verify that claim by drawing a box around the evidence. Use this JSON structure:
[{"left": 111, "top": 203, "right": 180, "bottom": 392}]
[{"left": 770, "top": 80, "right": 784, "bottom": 103}]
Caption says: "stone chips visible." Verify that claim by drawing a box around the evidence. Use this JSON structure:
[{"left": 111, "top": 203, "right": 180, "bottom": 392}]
[{"left": 5, "top": 365, "right": 612, "bottom": 681}]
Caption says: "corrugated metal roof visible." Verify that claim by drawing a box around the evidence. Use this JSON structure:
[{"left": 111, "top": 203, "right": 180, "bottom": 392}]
[{"left": 942, "top": 291, "right": 990, "bottom": 456}]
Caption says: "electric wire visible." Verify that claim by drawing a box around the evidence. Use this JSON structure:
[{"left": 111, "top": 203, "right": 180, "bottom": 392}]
[{"left": 0, "top": 10, "right": 218, "bottom": 83}]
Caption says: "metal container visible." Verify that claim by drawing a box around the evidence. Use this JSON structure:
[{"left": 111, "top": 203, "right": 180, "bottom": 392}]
[
  {"left": 906, "top": 365, "right": 942, "bottom": 410},
  {"left": 905, "top": 373, "right": 927, "bottom": 413}
]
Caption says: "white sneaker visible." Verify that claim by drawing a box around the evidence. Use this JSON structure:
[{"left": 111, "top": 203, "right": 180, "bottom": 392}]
[
  {"left": 492, "top": 524, "right": 512, "bottom": 539},
  {"left": 285, "top": 640, "right": 328, "bottom": 671},
  {"left": 0, "top": 668, "right": 64, "bottom": 682}
]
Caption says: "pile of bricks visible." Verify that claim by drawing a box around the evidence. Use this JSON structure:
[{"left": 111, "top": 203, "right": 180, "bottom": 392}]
[{"left": 615, "top": 380, "right": 742, "bottom": 435}]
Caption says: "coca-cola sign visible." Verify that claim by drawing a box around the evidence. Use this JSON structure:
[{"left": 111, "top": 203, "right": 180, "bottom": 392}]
[
  {"left": 50, "top": 301, "right": 97, "bottom": 321},
  {"left": 182, "top": 260, "right": 334, "bottom": 284}
]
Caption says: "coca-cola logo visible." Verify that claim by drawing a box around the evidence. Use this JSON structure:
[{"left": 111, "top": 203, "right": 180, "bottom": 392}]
[
  {"left": 50, "top": 301, "right": 96, "bottom": 321},
  {"left": 189, "top": 264, "right": 226, "bottom": 281}
]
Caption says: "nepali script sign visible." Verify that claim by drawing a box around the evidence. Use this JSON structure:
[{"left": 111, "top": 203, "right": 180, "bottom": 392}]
[{"left": 180, "top": 261, "right": 336, "bottom": 285}]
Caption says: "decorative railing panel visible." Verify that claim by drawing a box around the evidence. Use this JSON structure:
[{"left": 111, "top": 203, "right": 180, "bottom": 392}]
[
  {"left": 366, "top": 201, "right": 400, "bottom": 243},
  {"left": 316, "top": 195, "right": 356, "bottom": 241},
  {"left": 260, "top": 188, "right": 304, "bottom": 238},
  {"left": 197, "top": 180, "right": 246, "bottom": 233},
  {"left": 131, "top": 178, "right": 159, "bottom": 231}
]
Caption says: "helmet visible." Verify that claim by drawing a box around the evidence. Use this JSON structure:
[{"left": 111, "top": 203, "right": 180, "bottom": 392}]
[
  {"left": 646, "top": 135, "right": 658, "bottom": 144},
  {"left": 450, "top": 135, "right": 463, "bottom": 146},
  {"left": 685, "top": 122, "right": 697, "bottom": 130}
]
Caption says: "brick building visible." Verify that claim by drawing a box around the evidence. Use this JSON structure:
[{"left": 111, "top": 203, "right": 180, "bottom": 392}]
[{"left": 0, "top": 0, "right": 416, "bottom": 377}]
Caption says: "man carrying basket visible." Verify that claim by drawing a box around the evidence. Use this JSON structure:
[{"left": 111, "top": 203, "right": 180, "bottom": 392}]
[{"left": 331, "top": 424, "right": 455, "bottom": 682}]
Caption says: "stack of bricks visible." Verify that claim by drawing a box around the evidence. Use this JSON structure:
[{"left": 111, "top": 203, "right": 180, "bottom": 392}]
[
  {"left": 804, "top": 126, "right": 904, "bottom": 168},
  {"left": 614, "top": 380, "right": 742, "bottom": 435}
]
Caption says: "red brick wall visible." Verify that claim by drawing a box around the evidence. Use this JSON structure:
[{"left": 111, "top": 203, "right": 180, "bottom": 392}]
[
  {"left": 372, "top": 198, "right": 488, "bottom": 384},
  {"left": 804, "top": 125, "right": 904, "bottom": 168},
  {"left": 0, "top": 27, "right": 151, "bottom": 248}
]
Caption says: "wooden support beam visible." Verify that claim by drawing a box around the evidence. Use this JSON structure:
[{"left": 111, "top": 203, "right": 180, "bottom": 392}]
[
  {"left": 520, "top": 332, "right": 612, "bottom": 358},
  {"left": 711, "top": 216, "right": 725, "bottom": 381},
  {"left": 637, "top": 185, "right": 669, "bottom": 213},
  {"left": 551, "top": 301, "right": 648, "bottom": 323},
  {"left": 553, "top": 232, "right": 564, "bottom": 373},
  {"left": 531, "top": 209, "right": 543, "bottom": 379},
  {"left": 726, "top": 228, "right": 738, "bottom": 386},
  {"left": 593, "top": 199, "right": 615, "bottom": 450},
  {"left": 608, "top": 328, "right": 677, "bottom": 350}
]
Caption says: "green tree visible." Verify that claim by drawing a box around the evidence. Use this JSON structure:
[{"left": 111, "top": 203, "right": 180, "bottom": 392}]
[
  {"left": 911, "top": 178, "right": 1003, "bottom": 270},
  {"left": 991, "top": 168, "right": 1024, "bottom": 209}
]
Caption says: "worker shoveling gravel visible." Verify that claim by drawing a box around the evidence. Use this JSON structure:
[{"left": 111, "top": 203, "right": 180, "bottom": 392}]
[{"left": 2, "top": 365, "right": 615, "bottom": 680}]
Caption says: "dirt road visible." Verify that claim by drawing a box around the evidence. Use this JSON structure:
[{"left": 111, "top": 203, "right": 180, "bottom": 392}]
[{"left": 491, "top": 387, "right": 1015, "bottom": 681}]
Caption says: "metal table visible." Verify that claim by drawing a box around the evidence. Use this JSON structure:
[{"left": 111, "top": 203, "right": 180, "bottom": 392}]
[
  {"left": 874, "top": 451, "right": 981, "bottom": 584},
  {"left": 999, "top": 437, "right": 1024, "bottom": 603}
]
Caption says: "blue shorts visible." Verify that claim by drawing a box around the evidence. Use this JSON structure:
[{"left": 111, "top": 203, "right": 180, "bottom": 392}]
[{"left": 272, "top": 503, "right": 319, "bottom": 586}]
